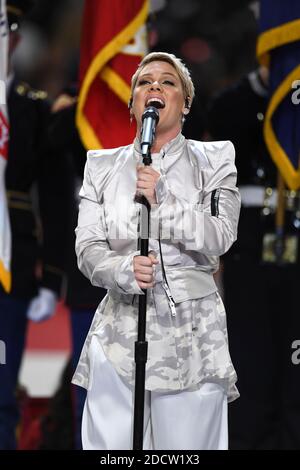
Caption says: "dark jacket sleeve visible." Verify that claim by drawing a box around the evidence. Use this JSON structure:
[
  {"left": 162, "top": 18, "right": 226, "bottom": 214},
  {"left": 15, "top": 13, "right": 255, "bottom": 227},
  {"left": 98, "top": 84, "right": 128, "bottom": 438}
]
[{"left": 37, "top": 99, "right": 70, "bottom": 295}]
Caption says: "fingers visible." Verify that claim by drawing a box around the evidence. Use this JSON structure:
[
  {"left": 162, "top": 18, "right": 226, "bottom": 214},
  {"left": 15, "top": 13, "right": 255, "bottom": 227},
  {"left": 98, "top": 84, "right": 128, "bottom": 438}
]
[
  {"left": 136, "top": 273, "right": 153, "bottom": 283},
  {"left": 137, "top": 165, "right": 160, "bottom": 178},
  {"left": 138, "top": 281, "right": 154, "bottom": 289},
  {"left": 136, "top": 178, "right": 156, "bottom": 203},
  {"left": 136, "top": 176, "right": 158, "bottom": 187},
  {"left": 137, "top": 164, "right": 156, "bottom": 173},
  {"left": 136, "top": 166, "right": 160, "bottom": 206},
  {"left": 148, "top": 252, "right": 159, "bottom": 264},
  {"left": 137, "top": 175, "right": 153, "bottom": 185},
  {"left": 135, "top": 271, "right": 154, "bottom": 289},
  {"left": 136, "top": 256, "right": 158, "bottom": 272},
  {"left": 134, "top": 257, "right": 154, "bottom": 281},
  {"left": 134, "top": 254, "right": 159, "bottom": 289},
  {"left": 136, "top": 180, "right": 153, "bottom": 189},
  {"left": 134, "top": 255, "right": 153, "bottom": 267},
  {"left": 136, "top": 264, "right": 154, "bottom": 274},
  {"left": 137, "top": 166, "right": 156, "bottom": 176}
]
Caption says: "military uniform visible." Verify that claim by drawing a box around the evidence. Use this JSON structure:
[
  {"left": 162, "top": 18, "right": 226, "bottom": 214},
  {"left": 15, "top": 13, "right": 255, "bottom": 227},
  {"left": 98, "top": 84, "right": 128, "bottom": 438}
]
[
  {"left": 73, "top": 133, "right": 241, "bottom": 449},
  {"left": 47, "top": 101, "right": 106, "bottom": 310},
  {"left": 0, "top": 80, "right": 67, "bottom": 449},
  {"left": 207, "top": 70, "right": 300, "bottom": 449},
  {"left": 4, "top": 80, "right": 66, "bottom": 297},
  {"left": 48, "top": 102, "right": 106, "bottom": 448}
]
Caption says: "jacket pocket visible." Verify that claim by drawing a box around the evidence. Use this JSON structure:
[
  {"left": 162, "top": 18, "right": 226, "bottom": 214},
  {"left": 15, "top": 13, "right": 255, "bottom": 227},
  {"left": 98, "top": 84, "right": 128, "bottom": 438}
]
[{"left": 165, "top": 266, "right": 217, "bottom": 303}]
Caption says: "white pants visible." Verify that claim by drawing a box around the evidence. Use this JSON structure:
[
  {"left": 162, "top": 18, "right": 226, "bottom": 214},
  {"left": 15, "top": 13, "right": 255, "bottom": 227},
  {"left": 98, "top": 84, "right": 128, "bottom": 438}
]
[{"left": 82, "top": 335, "right": 228, "bottom": 450}]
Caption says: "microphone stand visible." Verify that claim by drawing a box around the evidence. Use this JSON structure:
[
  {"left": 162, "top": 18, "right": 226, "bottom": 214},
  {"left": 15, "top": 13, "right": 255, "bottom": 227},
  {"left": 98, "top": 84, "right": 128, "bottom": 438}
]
[{"left": 132, "top": 147, "right": 152, "bottom": 450}]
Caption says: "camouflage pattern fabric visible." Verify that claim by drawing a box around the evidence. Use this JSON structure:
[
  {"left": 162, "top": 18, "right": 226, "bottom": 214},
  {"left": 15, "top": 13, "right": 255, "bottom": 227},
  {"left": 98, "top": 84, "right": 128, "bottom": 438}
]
[{"left": 72, "top": 134, "right": 240, "bottom": 402}]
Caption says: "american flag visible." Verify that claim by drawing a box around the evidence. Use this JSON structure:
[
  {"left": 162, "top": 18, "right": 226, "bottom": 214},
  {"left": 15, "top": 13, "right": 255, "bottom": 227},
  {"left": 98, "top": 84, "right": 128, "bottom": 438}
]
[{"left": 0, "top": 0, "right": 11, "bottom": 292}]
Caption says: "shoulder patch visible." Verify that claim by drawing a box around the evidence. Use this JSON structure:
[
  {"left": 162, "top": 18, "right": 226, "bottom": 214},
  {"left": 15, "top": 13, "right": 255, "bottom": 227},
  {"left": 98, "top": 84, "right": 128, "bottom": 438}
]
[
  {"left": 15, "top": 82, "right": 48, "bottom": 100},
  {"left": 15, "top": 82, "right": 29, "bottom": 96},
  {"left": 28, "top": 89, "right": 48, "bottom": 100}
]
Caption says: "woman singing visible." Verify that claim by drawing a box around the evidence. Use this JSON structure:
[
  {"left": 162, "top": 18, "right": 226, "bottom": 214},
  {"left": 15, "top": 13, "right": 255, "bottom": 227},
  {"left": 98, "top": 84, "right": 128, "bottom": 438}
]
[{"left": 72, "top": 52, "right": 241, "bottom": 450}]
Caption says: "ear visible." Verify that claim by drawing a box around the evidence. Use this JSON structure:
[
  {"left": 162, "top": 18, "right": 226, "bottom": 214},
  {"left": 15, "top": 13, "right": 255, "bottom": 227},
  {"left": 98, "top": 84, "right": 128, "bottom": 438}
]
[
  {"left": 185, "top": 97, "right": 191, "bottom": 110},
  {"left": 182, "top": 97, "right": 190, "bottom": 116}
]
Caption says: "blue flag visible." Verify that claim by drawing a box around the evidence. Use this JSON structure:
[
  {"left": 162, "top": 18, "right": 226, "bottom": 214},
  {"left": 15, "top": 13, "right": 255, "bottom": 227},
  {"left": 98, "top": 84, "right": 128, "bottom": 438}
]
[{"left": 257, "top": 0, "right": 300, "bottom": 190}]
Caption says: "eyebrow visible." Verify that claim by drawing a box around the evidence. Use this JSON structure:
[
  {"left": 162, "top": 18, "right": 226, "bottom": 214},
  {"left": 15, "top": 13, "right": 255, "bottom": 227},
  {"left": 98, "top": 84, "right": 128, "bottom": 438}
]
[{"left": 139, "top": 72, "right": 178, "bottom": 79}]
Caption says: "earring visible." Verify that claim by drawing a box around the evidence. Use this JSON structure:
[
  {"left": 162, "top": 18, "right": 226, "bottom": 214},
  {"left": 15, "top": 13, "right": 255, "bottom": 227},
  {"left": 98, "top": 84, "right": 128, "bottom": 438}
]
[{"left": 130, "top": 113, "right": 133, "bottom": 124}]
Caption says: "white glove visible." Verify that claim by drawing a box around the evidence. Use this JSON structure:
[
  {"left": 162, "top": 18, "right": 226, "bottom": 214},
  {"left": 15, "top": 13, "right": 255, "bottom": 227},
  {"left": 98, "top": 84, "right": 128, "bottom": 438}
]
[{"left": 26, "top": 287, "right": 57, "bottom": 322}]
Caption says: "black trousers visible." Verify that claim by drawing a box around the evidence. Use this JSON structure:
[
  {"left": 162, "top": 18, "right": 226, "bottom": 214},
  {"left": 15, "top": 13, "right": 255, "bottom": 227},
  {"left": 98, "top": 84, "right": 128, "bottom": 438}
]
[{"left": 224, "top": 255, "right": 300, "bottom": 449}]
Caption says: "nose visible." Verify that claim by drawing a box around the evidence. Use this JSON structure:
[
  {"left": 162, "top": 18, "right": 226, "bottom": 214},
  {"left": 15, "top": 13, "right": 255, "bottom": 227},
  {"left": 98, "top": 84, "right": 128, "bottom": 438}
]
[{"left": 150, "top": 81, "right": 161, "bottom": 91}]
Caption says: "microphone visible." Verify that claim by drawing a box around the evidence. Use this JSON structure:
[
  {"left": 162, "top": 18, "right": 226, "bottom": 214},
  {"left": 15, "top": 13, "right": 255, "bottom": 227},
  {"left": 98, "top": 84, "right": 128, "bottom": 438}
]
[{"left": 140, "top": 106, "right": 160, "bottom": 162}]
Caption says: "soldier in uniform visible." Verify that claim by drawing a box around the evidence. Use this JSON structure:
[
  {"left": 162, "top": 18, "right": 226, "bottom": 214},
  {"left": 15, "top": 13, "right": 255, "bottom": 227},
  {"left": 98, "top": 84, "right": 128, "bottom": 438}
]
[
  {"left": 0, "top": 1, "right": 68, "bottom": 449},
  {"left": 207, "top": 67, "right": 300, "bottom": 449},
  {"left": 49, "top": 93, "right": 106, "bottom": 449}
]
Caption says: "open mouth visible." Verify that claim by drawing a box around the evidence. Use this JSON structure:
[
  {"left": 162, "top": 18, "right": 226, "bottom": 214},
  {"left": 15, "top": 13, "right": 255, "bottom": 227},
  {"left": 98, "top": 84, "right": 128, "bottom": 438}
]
[{"left": 145, "top": 97, "right": 165, "bottom": 109}]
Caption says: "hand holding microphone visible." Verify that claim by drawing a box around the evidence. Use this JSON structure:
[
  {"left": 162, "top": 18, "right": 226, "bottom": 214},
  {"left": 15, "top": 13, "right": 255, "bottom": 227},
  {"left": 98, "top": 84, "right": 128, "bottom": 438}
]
[
  {"left": 136, "top": 105, "right": 160, "bottom": 205},
  {"left": 136, "top": 164, "right": 160, "bottom": 205}
]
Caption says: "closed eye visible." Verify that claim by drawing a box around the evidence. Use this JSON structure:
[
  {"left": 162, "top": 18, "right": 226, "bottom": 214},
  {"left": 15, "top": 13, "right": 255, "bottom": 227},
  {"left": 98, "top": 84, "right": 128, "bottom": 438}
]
[
  {"left": 137, "top": 79, "right": 150, "bottom": 86},
  {"left": 163, "top": 80, "right": 175, "bottom": 86}
]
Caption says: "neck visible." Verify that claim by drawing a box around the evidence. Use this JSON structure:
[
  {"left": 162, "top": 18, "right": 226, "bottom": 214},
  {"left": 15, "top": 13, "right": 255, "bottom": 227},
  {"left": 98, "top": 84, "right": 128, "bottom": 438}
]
[{"left": 137, "top": 126, "right": 181, "bottom": 153}]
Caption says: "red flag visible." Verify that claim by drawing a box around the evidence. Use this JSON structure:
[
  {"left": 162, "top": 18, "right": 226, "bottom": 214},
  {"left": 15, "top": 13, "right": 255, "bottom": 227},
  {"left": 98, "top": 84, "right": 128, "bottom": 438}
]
[{"left": 76, "top": 0, "right": 149, "bottom": 150}]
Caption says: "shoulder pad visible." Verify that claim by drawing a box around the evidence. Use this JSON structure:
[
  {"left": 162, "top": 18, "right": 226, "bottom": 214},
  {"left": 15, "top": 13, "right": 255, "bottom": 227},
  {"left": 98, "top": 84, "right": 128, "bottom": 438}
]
[
  {"left": 187, "top": 139, "right": 235, "bottom": 170},
  {"left": 86, "top": 146, "right": 128, "bottom": 170},
  {"left": 201, "top": 140, "right": 234, "bottom": 169},
  {"left": 86, "top": 145, "right": 133, "bottom": 195},
  {"left": 87, "top": 145, "right": 128, "bottom": 158},
  {"left": 85, "top": 147, "right": 123, "bottom": 198},
  {"left": 187, "top": 139, "right": 211, "bottom": 169}
]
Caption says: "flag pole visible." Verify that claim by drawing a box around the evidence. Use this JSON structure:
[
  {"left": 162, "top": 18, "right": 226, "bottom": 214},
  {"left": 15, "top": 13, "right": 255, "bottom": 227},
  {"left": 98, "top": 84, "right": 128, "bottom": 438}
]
[{"left": 275, "top": 172, "right": 285, "bottom": 263}]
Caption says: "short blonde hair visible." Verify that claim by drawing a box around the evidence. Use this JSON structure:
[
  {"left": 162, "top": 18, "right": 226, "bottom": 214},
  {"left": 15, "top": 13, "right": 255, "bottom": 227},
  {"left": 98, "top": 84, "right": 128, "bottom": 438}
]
[{"left": 130, "top": 52, "right": 195, "bottom": 108}]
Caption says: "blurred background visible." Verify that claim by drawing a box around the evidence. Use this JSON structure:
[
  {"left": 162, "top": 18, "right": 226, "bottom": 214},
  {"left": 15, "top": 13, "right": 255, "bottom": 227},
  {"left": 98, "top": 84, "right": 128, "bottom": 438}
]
[
  {"left": 8, "top": 0, "right": 260, "bottom": 451},
  {"left": 2, "top": 0, "right": 300, "bottom": 453},
  {"left": 13, "top": 0, "right": 258, "bottom": 133}
]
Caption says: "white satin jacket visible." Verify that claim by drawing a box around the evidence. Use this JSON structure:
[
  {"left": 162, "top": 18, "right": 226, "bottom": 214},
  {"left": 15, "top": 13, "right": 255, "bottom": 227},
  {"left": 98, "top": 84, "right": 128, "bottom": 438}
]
[{"left": 72, "top": 133, "right": 241, "bottom": 398}]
